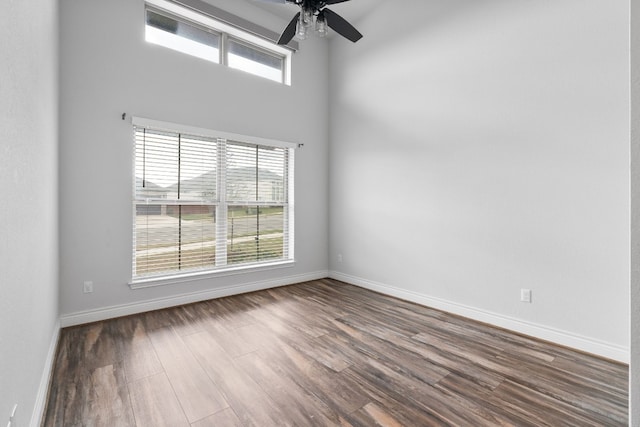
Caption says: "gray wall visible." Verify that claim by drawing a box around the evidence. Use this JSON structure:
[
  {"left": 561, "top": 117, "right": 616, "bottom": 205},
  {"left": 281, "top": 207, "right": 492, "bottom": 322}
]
[
  {"left": 631, "top": 0, "right": 639, "bottom": 422},
  {"left": 329, "top": 0, "right": 629, "bottom": 360},
  {"left": 58, "top": 0, "right": 329, "bottom": 318},
  {"left": 0, "top": 0, "right": 59, "bottom": 425}
]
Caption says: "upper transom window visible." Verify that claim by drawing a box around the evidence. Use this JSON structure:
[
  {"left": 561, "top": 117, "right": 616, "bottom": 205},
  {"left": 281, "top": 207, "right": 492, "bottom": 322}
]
[{"left": 145, "top": 0, "right": 292, "bottom": 85}]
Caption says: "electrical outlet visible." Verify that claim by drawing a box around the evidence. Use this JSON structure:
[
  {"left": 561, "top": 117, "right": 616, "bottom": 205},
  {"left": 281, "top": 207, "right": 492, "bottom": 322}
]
[
  {"left": 520, "top": 289, "right": 532, "bottom": 303},
  {"left": 83, "top": 281, "right": 94, "bottom": 293},
  {"left": 337, "top": 253, "right": 343, "bottom": 263}
]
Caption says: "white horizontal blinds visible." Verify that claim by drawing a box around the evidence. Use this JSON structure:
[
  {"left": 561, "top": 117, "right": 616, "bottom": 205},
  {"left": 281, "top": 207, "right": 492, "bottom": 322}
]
[
  {"left": 179, "top": 134, "right": 217, "bottom": 202},
  {"left": 226, "top": 141, "right": 287, "bottom": 202},
  {"left": 135, "top": 128, "right": 179, "bottom": 199},
  {"left": 133, "top": 126, "right": 217, "bottom": 278},
  {"left": 226, "top": 141, "right": 289, "bottom": 265},
  {"left": 132, "top": 118, "right": 295, "bottom": 280}
]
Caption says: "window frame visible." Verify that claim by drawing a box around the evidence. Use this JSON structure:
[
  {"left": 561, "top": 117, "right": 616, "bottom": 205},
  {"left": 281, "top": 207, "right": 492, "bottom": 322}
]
[
  {"left": 130, "top": 117, "right": 296, "bottom": 288},
  {"left": 145, "top": 0, "right": 292, "bottom": 85}
]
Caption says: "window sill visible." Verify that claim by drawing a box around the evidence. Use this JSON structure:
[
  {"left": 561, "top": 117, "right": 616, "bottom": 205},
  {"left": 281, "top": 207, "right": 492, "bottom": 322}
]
[{"left": 128, "top": 260, "right": 295, "bottom": 290}]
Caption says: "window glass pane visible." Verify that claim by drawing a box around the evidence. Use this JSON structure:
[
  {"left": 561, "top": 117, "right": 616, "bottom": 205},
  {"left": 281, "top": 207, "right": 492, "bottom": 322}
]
[
  {"left": 135, "top": 204, "right": 216, "bottom": 277},
  {"left": 177, "top": 134, "right": 217, "bottom": 201},
  {"left": 227, "top": 142, "right": 257, "bottom": 202},
  {"left": 227, "top": 39, "right": 283, "bottom": 83},
  {"left": 146, "top": 9, "right": 220, "bottom": 63},
  {"left": 258, "top": 146, "right": 286, "bottom": 203},
  {"left": 135, "top": 128, "right": 217, "bottom": 202},
  {"left": 226, "top": 142, "right": 286, "bottom": 203},
  {"left": 227, "top": 206, "right": 284, "bottom": 265},
  {"left": 135, "top": 129, "right": 179, "bottom": 199}
]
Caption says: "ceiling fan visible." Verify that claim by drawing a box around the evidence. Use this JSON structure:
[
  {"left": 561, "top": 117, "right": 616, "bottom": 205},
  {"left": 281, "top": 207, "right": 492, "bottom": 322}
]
[{"left": 257, "top": 0, "right": 363, "bottom": 45}]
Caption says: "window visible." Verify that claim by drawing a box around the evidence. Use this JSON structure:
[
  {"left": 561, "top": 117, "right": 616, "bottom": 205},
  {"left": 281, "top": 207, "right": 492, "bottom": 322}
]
[
  {"left": 226, "top": 39, "right": 284, "bottom": 84},
  {"left": 146, "top": 9, "right": 220, "bottom": 64},
  {"left": 132, "top": 117, "right": 295, "bottom": 282},
  {"left": 144, "top": 0, "right": 292, "bottom": 84}
]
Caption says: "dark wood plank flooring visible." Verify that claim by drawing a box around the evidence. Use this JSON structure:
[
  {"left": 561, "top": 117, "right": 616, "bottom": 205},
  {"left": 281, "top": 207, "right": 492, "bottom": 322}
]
[{"left": 42, "top": 279, "right": 628, "bottom": 426}]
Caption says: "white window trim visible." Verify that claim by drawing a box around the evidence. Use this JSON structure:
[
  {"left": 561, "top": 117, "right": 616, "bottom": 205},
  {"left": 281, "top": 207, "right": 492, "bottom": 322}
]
[
  {"left": 128, "top": 259, "right": 296, "bottom": 289},
  {"left": 130, "top": 116, "right": 297, "bottom": 287},
  {"left": 132, "top": 117, "right": 297, "bottom": 150},
  {"left": 146, "top": 0, "right": 292, "bottom": 85}
]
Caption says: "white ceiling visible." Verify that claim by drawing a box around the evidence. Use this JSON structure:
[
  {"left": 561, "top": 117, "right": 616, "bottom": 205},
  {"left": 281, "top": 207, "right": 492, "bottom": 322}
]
[{"left": 247, "top": 0, "right": 379, "bottom": 27}]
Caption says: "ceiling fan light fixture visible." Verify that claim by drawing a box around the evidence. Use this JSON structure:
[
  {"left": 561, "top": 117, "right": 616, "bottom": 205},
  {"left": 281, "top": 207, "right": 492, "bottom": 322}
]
[
  {"left": 302, "top": 7, "right": 314, "bottom": 27},
  {"left": 296, "top": 14, "right": 308, "bottom": 39},
  {"left": 315, "top": 14, "right": 328, "bottom": 37}
]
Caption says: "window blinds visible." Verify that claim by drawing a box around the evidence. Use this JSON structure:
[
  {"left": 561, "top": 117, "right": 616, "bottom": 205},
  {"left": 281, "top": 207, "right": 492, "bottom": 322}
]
[
  {"left": 132, "top": 120, "right": 294, "bottom": 280},
  {"left": 225, "top": 141, "right": 290, "bottom": 266}
]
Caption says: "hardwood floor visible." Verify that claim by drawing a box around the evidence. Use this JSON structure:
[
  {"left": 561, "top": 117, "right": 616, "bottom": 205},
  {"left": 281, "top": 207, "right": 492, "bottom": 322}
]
[{"left": 42, "top": 279, "right": 628, "bottom": 426}]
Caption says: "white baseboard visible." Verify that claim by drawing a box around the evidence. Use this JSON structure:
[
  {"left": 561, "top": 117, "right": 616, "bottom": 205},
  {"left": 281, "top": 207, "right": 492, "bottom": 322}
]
[
  {"left": 60, "top": 270, "right": 329, "bottom": 327},
  {"left": 30, "top": 319, "right": 61, "bottom": 427},
  {"left": 330, "top": 271, "right": 629, "bottom": 364},
  {"left": 58, "top": 269, "right": 629, "bottom": 363}
]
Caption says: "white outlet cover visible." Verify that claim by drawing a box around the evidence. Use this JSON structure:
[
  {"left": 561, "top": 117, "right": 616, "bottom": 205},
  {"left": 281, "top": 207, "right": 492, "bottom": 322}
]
[{"left": 83, "top": 281, "right": 94, "bottom": 293}]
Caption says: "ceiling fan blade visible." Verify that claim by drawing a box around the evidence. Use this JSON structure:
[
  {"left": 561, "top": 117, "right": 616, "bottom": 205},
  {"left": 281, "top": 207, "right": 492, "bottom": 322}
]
[
  {"left": 277, "top": 12, "right": 301, "bottom": 45},
  {"left": 254, "top": 0, "right": 289, "bottom": 3},
  {"left": 325, "top": 0, "right": 351, "bottom": 4},
  {"left": 323, "top": 8, "right": 363, "bottom": 43}
]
